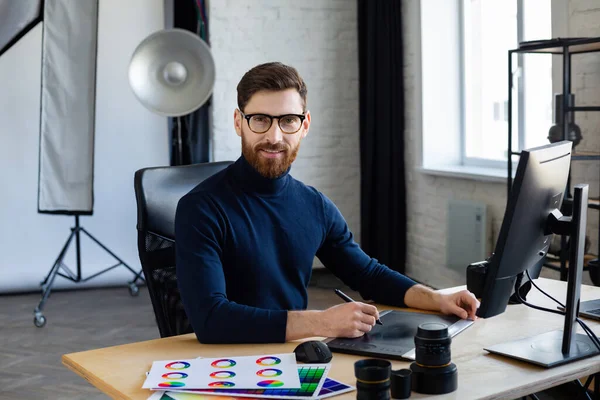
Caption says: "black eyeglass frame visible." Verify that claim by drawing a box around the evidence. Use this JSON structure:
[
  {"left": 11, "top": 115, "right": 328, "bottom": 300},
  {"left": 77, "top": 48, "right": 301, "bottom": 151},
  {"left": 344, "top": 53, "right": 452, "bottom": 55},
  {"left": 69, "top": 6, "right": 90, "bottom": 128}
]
[{"left": 239, "top": 110, "right": 307, "bottom": 134}]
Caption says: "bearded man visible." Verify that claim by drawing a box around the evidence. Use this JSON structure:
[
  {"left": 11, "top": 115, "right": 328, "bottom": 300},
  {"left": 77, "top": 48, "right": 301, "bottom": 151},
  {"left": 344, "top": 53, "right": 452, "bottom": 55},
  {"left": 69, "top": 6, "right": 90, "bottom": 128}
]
[{"left": 175, "top": 62, "right": 479, "bottom": 344}]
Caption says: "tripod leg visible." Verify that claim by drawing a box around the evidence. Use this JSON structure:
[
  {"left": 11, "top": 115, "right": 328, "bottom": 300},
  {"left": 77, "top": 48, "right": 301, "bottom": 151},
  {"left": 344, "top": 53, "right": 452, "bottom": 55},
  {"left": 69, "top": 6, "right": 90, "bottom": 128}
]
[
  {"left": 34, "top": 260, "right": 62, "bottom": 328},
  {"left": 130, "top": 269, "right": 145, "bottom": 283},
  {"left": 40, "top": 229, "right": 77, "bottom": 287},
  {"left": 36, "top": 258, "right": 61, "bottom": 311},
  {"left": 80, "top": 227, "right": 145, "bottom": 284},
  {"left": 125, "top": 269, "right": 146, "bottom": 296},
  {"left": 34, "top": 230, "right": 77, "bottom": 327}
]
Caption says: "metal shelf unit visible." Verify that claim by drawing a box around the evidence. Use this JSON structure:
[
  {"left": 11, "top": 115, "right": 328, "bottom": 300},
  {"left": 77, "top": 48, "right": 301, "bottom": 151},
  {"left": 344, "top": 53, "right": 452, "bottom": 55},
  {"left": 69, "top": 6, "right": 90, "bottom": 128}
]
[{"left": 507, "top": 37, "right": 600, "bottom": 282}]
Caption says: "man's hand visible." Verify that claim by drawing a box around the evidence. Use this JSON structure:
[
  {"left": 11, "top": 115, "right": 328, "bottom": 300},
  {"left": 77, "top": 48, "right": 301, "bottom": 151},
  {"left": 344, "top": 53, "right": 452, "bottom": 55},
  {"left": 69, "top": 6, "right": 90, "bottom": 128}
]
[
  {"left": 286, "top": 287, "right": 480, "bottom": 342},
  {"left": 285, "top": 302, "right": 379, "bottom": 341},
  {"left": 319, "top": 302, "right": 379, "bottom": 338},
  {"left": 437, "top": 290, "right": 480, "bottom": 320},
  {"left": 404, "top": 284, "right": 480, "bottom": 320}
]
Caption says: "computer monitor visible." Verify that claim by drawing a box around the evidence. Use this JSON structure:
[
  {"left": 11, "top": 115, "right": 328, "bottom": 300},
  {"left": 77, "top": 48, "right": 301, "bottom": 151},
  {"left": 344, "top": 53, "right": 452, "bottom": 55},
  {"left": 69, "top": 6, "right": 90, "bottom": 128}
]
[
  {"left": 477, "top": 141, "right": 571, "bottom": 318},
  {"left": 476, "top": 140, "right": 598, "bottom": 367}
]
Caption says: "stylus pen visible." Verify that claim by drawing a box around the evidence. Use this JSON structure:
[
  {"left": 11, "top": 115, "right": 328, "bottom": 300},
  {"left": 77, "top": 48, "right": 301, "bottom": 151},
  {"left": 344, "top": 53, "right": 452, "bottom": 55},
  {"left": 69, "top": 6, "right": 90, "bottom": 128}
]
[{"left": 334, "top": 289, "right": 383, "bottom": 325}]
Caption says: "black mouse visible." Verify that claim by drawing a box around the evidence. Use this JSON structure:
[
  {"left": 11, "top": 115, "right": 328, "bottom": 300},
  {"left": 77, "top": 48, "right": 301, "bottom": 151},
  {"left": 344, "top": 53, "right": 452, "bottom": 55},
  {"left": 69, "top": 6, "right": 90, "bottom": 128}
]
[{"left": 294, "top": 340, "right": 333, "bottom": 363}]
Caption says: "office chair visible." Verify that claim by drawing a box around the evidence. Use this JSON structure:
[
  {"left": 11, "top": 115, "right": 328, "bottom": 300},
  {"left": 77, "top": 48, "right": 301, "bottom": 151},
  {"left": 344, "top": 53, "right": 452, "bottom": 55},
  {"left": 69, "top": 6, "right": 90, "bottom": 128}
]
[{"left": 133, "top": 161, "right": 233, "bottom": 337}]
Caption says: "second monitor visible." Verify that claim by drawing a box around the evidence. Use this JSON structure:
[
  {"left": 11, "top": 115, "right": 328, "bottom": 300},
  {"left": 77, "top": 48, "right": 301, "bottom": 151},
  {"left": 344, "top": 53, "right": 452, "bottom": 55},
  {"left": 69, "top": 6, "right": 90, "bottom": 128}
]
[
  {"left": 477, "top": 141, "right": 571, "bottom": 319},
  {"left": 475, "top": 140, "right": 598, "bottom": 367}
]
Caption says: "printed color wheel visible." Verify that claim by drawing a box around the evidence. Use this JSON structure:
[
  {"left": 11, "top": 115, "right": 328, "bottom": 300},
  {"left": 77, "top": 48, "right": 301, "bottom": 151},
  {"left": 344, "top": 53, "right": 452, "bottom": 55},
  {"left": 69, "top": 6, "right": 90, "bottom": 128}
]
[
  {"left": 256, "top": 368, "right": 283, "bottom": 377},
  {"left": 165, "top": 361, "right": 191, "bottom": 370},
  {"left": 256, "top": 356, "right": 281, "bottom": 366},
  {"left": 257, "top": 380, "right": 284, "bottom": 388},
  {"left": 158, "top": 381, "right": 186, "bottom": 388},
  {"left": 210, "top": 371, "right": 236, "bottom": 379},
  {"left": 162, "top": 372, "right": 188, "bottom": 379},
  {"left": 211, "top": 359, "right": 237, "bottom": 368},
  {"left": 209, "top": 381, "right": 235, "bottom": 388}
]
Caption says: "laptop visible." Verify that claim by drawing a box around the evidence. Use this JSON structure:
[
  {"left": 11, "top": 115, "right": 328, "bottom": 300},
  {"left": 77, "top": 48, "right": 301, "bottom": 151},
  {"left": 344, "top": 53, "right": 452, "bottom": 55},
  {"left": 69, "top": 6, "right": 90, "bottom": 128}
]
[{"left": 558, "top": 299, "right": 600, "bottom": 321}]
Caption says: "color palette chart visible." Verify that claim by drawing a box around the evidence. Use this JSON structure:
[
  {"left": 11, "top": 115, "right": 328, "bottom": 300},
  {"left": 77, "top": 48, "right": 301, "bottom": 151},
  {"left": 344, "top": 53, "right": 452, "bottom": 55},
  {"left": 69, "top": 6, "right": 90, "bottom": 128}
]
[
  {"left": 148, "top": 391, "right": 262, "bottom": 400},
  {"left": 165, "top": 364, "right": 354, "bottom": 399},
  {"left": 317, "top": 378, "right": 354, "bottom": 398},
  {"left": 164, "top": 378, "right": 353, "bottom": 400},
  {"left": 143, "top": 354, "right": 301, "bottom": 390}
]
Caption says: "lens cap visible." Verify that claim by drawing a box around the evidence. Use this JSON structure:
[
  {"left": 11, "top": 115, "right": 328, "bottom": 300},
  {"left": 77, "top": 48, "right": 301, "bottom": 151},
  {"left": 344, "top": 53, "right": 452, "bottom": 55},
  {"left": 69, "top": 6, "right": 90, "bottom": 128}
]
[{"left": 391, "top": 369, "right": 412, "bottom": 399}]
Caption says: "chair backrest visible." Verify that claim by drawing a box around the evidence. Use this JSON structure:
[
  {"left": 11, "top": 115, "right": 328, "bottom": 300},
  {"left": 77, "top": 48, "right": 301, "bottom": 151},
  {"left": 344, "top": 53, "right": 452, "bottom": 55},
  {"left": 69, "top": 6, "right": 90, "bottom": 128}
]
[{"left": 133, "top": 161, "right": 233, "bottom": 337}]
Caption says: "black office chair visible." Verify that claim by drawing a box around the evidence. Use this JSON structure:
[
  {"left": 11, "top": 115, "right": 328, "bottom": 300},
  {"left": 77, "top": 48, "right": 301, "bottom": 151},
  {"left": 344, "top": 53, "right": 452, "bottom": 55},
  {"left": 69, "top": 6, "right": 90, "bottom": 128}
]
[{"left": 133, "top": 161, "right": 233, "bottom": 337}]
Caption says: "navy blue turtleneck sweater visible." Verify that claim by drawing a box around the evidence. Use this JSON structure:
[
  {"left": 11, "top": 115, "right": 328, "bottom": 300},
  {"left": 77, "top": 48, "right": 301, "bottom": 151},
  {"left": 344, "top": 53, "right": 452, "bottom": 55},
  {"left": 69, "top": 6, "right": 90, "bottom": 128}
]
[{"left": 175, "top": 156, "right": 417, "bottom": 344}]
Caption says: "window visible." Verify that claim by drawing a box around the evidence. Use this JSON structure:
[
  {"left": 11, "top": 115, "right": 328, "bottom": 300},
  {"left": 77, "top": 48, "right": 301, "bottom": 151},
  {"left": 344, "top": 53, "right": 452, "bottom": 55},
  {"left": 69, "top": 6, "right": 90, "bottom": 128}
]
[{"left": 461, "top": 0, "right": 553, "bottom": 167}]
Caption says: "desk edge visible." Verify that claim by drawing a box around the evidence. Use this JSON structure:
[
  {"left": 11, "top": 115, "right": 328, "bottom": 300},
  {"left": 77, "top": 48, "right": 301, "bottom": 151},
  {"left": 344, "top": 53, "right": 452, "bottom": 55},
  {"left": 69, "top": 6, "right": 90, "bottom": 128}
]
[{"left": 62, "top": 353, "right": 131, "bottom": 400}]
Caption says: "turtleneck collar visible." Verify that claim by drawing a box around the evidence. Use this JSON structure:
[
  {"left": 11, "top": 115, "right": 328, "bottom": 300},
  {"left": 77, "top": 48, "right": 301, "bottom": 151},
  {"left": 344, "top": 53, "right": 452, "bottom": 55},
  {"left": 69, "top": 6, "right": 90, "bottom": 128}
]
[{"left": 231, "top": 155, "right": 291, "bottom": 196}]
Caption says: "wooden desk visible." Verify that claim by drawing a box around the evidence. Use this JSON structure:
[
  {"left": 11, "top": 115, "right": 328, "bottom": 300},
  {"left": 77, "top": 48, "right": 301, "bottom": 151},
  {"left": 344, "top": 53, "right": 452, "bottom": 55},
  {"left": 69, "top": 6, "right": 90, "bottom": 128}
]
[{"left": 63, "top": 278, "right": 600, "bottom": 399}]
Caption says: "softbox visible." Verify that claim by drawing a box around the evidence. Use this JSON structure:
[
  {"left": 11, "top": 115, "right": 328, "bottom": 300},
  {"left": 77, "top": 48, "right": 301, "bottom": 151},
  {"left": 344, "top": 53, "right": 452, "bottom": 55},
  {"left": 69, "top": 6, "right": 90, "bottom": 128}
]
[
  {"left": 0, "top": 0, "right": 43, "bottom": 57},
  {"left": 31, "top": 0, "right": 144, "bottom": 330},
  {"left": 38, "top": 0, "right": 99, "bottom": 214}
]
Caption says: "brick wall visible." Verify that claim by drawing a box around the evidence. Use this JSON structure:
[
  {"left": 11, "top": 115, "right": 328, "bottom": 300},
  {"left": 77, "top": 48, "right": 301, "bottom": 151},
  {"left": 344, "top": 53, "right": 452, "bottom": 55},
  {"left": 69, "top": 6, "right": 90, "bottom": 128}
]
[
  {"left": 209, "top": 0, "right": 361, "bottom": 260},
  {"left": 403, "top": 0, "right": 599, "bottom": 289},
  {"left": 208, "top": 0, "right": 598, "bottom": 286},
  {"left": 568, "top": 0, "right": 600, "bottom": 262}
]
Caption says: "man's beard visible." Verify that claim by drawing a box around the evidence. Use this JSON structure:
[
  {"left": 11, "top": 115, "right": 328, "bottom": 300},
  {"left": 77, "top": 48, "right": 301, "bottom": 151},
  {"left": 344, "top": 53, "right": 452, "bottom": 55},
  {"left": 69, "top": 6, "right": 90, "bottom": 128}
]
[{"left": 242, "top": 136, "right": 300, "bottom": 179}]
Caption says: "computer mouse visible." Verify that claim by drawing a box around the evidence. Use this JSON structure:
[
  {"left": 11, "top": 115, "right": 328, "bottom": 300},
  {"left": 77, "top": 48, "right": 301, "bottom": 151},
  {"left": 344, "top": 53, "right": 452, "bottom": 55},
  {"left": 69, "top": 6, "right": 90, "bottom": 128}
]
[{"left": 294, "top": 340, "right": 333, "bottom": 363}]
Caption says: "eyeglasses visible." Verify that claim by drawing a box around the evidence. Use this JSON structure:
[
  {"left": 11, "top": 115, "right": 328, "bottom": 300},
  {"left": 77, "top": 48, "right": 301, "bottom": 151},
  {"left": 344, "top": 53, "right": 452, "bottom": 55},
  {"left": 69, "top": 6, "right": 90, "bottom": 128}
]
[{"left": 240, "top": 110, "right": 306, "bottom": 134}]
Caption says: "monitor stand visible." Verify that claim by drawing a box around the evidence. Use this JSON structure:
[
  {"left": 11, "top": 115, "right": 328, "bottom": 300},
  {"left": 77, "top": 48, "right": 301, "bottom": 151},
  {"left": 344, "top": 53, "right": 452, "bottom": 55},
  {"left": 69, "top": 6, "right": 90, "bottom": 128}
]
[
  {"left": 484, "top": 329, "right": 598, "bottom": 368},
  {"left": 484, "top": 184, "right": 600, "bottom": 368}
]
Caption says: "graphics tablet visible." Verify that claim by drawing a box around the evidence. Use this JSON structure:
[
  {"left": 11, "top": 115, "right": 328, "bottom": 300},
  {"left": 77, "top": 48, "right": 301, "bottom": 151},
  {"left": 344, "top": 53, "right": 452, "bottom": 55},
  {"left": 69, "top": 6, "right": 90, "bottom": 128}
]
[{"left": 323, "top": 310, "right": 473, "bottom": 361}]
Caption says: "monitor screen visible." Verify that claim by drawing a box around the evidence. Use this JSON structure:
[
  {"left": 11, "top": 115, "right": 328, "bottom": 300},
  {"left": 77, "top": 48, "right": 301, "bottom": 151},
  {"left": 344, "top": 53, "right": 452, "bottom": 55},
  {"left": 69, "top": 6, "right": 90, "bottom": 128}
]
[{"left": 477, "top": 141, "right": 572, "bottom": 318}]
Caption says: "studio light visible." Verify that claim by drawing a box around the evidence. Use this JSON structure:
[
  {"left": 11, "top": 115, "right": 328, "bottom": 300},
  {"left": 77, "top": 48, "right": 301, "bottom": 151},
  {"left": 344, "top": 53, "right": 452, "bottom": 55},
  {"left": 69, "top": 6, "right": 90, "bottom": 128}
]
[{"left": 128, "top": 28, "right": 215, "bottom": 164}]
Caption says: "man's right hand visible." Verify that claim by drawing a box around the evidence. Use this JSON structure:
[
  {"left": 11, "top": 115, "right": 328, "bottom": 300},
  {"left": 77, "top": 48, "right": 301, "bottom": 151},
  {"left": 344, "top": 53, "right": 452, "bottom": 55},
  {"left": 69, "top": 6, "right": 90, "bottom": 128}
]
[
  {"left": 285, "top": 302, "right": 379, "bottom": 341},
  {"left": 318, "top": 302, "right": 379, "bottom": 338}
]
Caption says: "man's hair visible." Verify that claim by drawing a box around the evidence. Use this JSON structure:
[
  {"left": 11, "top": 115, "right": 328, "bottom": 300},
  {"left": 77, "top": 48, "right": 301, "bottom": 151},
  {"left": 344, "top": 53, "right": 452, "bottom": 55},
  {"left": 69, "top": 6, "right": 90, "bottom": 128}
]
[{"left": 237, "top": 62, "right": 307, "bottom": 112}]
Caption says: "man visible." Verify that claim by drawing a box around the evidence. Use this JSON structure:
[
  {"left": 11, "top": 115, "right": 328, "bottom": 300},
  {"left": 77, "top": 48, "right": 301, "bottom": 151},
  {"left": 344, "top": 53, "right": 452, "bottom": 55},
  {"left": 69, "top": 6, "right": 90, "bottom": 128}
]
[{"left": 175, "top": 62, "right": 479, "bottom": 344}]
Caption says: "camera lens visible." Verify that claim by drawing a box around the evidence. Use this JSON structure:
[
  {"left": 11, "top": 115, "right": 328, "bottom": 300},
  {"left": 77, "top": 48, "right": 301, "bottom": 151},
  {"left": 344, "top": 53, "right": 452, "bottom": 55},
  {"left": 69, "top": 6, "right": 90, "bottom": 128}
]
[
  {"left": 414, "top": 322, "right": 451, "bottom": 367},
  {"left": 411, "top": 323, "right": 458, "bottom": 395},
  {"left": 354, "top": 359, "right": 391, "bottom": 400}
]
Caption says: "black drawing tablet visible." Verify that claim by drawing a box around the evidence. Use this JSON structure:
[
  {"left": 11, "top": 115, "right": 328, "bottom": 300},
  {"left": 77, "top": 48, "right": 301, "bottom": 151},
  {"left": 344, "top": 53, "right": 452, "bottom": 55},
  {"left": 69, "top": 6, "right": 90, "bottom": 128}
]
[{"left": 324, "top": 310, "right": 473, "bottom": 360}]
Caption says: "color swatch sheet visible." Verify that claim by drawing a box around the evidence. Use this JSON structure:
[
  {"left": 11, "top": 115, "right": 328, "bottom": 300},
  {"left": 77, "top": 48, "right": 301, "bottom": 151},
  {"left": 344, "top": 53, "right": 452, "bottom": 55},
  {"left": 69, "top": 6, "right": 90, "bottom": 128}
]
[
  {"left": 148, "top": 378, "right": 355, "bottom": 400},
  {"left": 165, "top": 364, "right": 354, "bottom": 399},
  {"left": 147, "top": 380, "right": 354, "bottom": 400},
  {"left": 143, "top": 354, "right": 301, "bottom": 390},
  {"left": 148, "top": 390, "right": 256, "bottom": 400}
]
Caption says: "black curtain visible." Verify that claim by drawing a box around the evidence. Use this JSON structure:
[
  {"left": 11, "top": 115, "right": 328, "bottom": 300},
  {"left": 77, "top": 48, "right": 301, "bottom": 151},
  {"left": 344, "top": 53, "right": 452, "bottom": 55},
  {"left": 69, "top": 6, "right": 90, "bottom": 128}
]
[
  {"left": 171, "top": 0, "right": 210, "bottom": 165},
  {"left": 358, "top": 0, "right": 407, "bottom": 274}
]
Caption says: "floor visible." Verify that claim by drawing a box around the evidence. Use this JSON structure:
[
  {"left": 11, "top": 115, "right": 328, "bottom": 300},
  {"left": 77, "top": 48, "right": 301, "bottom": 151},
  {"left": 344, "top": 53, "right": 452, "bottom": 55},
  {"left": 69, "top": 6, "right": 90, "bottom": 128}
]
[
  {"left": 0, "top": 270, "right": 592, "bottom": 399},
  {"left": 0, "top": 270, "right": 357, "bottom": 400}
]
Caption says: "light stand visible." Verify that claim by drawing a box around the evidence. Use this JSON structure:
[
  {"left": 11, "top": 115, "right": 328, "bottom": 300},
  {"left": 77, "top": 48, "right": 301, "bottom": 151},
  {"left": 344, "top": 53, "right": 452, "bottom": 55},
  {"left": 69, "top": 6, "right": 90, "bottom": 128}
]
[
  {"left": 172, "top": 115, "right": 186, "bottom": 165},
  {"left": 485, "top": 184, "right": 599, "bottom": 367},
  {"left": 33, "top": 215, "right": 144, "bottom": 327}
]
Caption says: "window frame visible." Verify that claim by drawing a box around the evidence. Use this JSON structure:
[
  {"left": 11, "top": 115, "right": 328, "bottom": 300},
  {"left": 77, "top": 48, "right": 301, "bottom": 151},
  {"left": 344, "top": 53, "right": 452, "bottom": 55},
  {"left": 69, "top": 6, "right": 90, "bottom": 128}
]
[
  {"left": 418, "top": 0, "right": 565, "bottom": 181},
  {"left": 459, "top": 0, "right": 528, "bottom": 169}
]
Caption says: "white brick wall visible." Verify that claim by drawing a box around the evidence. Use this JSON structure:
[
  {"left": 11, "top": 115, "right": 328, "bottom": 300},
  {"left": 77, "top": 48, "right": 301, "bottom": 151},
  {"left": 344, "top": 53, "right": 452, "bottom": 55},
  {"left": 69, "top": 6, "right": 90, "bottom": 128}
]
[
  {"left": 208, "top": 0, "right": 598, "bottom": 285},
  {"left": 567, "top": 0, "right": 600, "bottom": 268},
  {"left": 403, "top": 0, "right": 600, "bottom": 289},
  {"left": 209, "top": 0, "right": 361, "bottom": 253}
]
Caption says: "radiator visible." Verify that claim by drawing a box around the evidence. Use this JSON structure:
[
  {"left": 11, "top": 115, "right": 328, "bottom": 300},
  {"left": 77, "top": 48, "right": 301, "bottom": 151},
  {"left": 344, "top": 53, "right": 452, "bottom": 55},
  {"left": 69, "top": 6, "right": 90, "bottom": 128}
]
[{"left": 446, "top": 199, "right": 491, "bottom": 273}]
